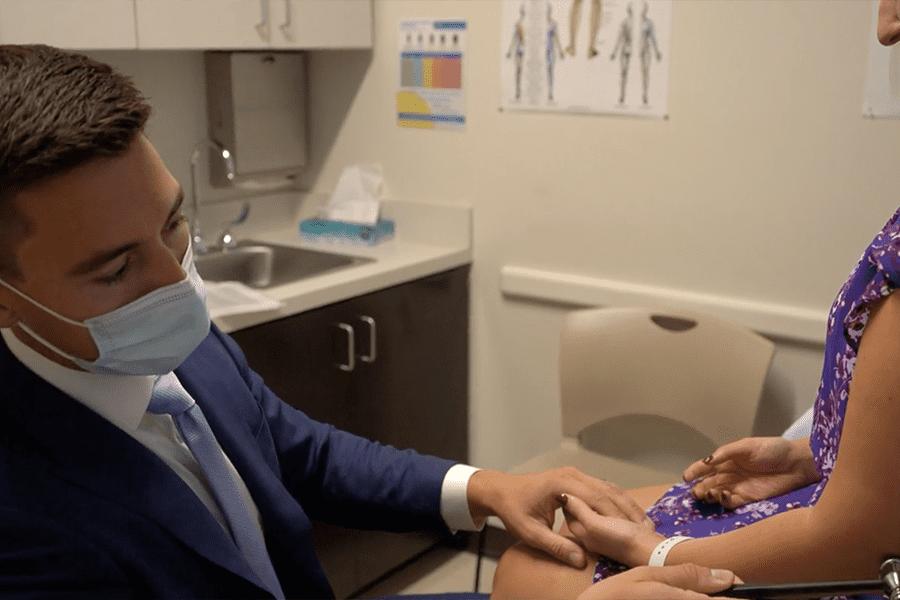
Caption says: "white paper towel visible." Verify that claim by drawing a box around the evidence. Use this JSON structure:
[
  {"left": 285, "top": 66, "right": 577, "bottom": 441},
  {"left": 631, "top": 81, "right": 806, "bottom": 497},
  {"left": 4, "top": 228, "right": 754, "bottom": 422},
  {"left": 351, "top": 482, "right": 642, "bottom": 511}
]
[{"left": 323, "top": 164, "right": 383, "bottom": 226}]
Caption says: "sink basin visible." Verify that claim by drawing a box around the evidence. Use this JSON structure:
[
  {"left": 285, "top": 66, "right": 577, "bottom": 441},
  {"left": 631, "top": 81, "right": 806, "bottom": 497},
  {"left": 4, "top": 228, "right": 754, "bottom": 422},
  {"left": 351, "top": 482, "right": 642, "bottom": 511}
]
[{"left": 195, "top": 240, "right": 372, "bottom": 289}]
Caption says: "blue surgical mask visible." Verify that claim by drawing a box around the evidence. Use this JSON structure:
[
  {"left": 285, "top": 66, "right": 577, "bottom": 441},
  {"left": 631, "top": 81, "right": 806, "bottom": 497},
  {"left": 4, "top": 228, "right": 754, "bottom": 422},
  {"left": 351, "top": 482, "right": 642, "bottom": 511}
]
[{"left": 0, "top": 243, "right": 210, "bottom": 376}]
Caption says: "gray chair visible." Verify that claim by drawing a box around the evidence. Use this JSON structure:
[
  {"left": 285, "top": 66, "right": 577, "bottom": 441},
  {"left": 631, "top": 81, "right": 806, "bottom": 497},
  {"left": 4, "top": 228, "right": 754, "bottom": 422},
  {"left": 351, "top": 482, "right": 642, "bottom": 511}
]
[
  {"left": 510, "top": 306, "right": 774, "bottom": 488},
  {"left": 475, "top": 306, "right": 775, "bottom": 591}
]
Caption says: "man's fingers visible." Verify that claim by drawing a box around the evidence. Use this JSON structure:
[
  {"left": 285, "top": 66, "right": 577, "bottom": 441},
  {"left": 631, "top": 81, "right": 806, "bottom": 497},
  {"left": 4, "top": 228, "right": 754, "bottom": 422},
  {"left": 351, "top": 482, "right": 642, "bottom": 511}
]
[
  {"left": 524, "top": 524, "right": 587, "bottom": 569},
  {"left": 562, "top": 494, "right": 642, "bottom": 553},
  {"left": 560, "top": 492, "right": 596, "bottom": 521},
  {"left": 579, "top": 479, "right": 649, "bottom": 526}
]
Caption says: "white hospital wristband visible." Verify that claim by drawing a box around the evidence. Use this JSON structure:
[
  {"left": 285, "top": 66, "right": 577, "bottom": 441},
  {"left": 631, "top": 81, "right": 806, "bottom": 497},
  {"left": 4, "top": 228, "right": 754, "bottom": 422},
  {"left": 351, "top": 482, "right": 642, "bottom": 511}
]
[{"left": 648, "top": 536, "right": 693, "bottom": 567}]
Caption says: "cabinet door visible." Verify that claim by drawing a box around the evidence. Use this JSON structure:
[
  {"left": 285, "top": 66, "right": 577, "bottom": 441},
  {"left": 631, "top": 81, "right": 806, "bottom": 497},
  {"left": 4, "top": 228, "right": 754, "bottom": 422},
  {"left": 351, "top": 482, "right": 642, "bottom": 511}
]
[
  {"left": 229, "top": 267, "right": 470, "bottom": 599},
  {"left": 135, "top": 0, "right": 270, "bottom": 49},
  {"left": 0, "top": 0, "right": 137, "bottom": 49},
  {"left": 229, "top": 300, "right": 354, "bottom": 428},
  {"left": 270, "top": 0, "right": 372, "bottom": 49},
  {"left": 343, "top": 266, "right": 470, "bottom": 463}
]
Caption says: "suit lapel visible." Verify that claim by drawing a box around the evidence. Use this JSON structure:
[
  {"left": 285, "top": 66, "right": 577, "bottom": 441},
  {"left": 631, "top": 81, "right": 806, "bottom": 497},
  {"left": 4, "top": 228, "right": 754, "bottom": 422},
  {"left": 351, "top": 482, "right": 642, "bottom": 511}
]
[
  {"left": 177, "top": 332, "right": 335, "bottom": 598},
  {"left": 0, "top": 343, "right": 267, "bottom": 592}
]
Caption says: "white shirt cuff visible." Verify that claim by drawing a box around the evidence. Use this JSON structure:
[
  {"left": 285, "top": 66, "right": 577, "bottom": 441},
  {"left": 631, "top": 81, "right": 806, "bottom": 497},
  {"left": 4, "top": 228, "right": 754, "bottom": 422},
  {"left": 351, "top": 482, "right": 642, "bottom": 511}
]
[{"left": 440, "top": 463, "right": 484, "bottom": 532}]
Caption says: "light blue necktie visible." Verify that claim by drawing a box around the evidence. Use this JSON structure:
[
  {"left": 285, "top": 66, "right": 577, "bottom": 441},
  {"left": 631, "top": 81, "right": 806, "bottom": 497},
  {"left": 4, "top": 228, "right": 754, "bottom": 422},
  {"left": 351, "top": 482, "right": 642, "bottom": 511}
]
[{"left": 149, "top": 373, "right": 285, "bottom": 600}]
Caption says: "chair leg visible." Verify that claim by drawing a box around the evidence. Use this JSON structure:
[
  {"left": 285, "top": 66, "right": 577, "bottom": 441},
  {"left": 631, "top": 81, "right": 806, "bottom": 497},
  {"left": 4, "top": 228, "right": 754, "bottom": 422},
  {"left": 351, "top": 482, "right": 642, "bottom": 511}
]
[{"left": 474, "top": 526, "right": 488, "bottom": 592}]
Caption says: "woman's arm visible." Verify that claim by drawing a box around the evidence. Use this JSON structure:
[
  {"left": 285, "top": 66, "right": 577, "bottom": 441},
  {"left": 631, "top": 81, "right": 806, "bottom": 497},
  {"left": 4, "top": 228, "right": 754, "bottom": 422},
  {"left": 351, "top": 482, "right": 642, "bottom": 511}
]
[
  {"left": 493, "top": 292, "right": 900, "bottom": 597},
  {"left": 561, "top": 292, "right": 900, "bottom": 585},
  {"left": 670, "top": 291, "right": 900, "bottom": 581},
  {"left": 647, "top": 292, "right": 900, "bottom": 582}
]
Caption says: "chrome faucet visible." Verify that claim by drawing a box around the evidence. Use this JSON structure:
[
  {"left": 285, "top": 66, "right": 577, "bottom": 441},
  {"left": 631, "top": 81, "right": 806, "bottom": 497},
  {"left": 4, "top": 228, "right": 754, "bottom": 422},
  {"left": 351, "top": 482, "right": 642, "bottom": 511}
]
[
  {"left": 218, "top": 201, "right": 250, "bottom": 250},
  {"left": 189, "top": 139, "right": 236, "bottom": 254}
]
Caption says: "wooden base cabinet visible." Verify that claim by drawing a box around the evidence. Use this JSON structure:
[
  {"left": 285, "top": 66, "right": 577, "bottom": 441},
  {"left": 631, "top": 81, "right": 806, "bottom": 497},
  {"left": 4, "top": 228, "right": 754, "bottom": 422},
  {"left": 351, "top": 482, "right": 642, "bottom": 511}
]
[{"left": 230, "top": 265, "right": 470, "bottom": 597}]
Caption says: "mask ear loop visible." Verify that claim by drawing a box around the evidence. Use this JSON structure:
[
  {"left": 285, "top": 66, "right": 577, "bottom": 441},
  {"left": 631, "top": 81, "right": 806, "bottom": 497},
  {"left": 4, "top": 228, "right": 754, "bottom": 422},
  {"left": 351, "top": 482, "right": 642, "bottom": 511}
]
[
  {"left": 0, "top": 278, "right": 93, "bottom": 368},
  {"left": 12, "top": 320, "right": 89, "bottom": 366},
  {"left": 0, "top": 277, "right": 88, "bottom": 328}
]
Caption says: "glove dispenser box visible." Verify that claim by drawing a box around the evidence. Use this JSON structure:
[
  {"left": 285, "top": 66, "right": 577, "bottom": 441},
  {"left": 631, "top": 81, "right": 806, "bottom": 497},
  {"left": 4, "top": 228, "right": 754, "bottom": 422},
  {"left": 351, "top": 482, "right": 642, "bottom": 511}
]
[{"left": 204, "top": 51, "right": 308, "bottom": 187}]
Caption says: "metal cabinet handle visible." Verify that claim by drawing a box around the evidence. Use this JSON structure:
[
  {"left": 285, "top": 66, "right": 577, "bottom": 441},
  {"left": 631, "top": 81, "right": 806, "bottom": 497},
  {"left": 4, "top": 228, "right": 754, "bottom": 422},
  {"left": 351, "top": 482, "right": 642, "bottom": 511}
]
[
  {"left": 255, "top": 0, "right": 270, "bottom": 41},
  {"left": 336, "top": 323, "right": 355, "bottom": 372},
  {"left": 358, "top": 316, "right": 376, "bottom": 363},
  {"left": 280, "top": 0, "right": 293, "bottom": 39}
]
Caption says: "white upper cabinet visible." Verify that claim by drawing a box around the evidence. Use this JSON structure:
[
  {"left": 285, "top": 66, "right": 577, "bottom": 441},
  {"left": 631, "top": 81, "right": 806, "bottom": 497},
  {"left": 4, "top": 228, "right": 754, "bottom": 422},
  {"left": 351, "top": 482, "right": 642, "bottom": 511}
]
[
  {"left": 135, "top": 0, "right": 268, "bottom": 49},
  {"left": 271, "top": 1, "right": 372, "bottom": 49},
  {"left": 135, "top": 0, "right": 372, "bottom": 50},
  {"left": 0, "top": 0, "right": 137, "bottom": 49}
]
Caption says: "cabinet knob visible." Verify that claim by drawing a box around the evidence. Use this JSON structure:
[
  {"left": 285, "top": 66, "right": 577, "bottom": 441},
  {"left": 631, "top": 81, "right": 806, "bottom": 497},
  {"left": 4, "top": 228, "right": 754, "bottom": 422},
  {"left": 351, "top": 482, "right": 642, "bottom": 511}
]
[
  {"left": 358, "top": 316, "right": 376, "bottom": 363},
  {"left": 335, "top": 322, "right": 355, "bottom": 372}
]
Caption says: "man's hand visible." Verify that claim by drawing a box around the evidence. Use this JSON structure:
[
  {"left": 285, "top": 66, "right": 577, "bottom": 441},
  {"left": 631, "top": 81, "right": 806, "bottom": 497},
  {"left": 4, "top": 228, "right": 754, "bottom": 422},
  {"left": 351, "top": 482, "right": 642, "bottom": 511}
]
[
  {"left": 682, "top": 437, "right": 820, "bottom": 510},
  {"left": 467, "top": 467, "right": 654, "bottom": 569},
  {"left": 576, "top": 564, "right": 738, "bottom": 600}
]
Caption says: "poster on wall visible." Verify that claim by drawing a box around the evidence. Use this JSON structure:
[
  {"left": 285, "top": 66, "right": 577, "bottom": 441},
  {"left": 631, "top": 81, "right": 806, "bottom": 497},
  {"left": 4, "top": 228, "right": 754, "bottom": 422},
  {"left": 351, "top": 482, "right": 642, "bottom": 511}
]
[
  {"left": 864, "top": 0, "right": 900, "bottom": 118},
  {"left": 500, "top": 0, "right": 671, "bottom": 118},
  {"left": 397, "top": 19, "right": 467, "bottom": 130}
]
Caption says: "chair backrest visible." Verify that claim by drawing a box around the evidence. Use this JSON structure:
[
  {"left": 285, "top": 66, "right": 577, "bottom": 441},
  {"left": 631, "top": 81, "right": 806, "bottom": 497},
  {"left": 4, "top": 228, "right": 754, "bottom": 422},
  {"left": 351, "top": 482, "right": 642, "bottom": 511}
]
[{"left": 559, "top": 306, "right": 775, "bottom": 448}]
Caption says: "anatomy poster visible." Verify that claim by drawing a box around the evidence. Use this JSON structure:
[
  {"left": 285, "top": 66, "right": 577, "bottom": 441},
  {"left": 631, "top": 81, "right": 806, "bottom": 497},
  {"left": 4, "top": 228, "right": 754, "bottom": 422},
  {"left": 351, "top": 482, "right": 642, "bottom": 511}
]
[
  {"left": 864, "top": 0, "right": 900, "bottom": 118},
  {"left": 501, "top": 0, "right": 671, "bottom": 118},
  {"left": 398, "top": 19, "right": 467, "bottom": 130}
]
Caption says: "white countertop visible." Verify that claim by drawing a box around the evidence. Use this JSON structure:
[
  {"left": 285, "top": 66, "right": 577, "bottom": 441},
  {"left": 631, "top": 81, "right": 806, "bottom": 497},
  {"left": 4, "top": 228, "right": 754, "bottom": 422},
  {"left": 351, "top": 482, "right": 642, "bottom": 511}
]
[{"left": 209, "top": 199, "right": 473, "bottom": 333}]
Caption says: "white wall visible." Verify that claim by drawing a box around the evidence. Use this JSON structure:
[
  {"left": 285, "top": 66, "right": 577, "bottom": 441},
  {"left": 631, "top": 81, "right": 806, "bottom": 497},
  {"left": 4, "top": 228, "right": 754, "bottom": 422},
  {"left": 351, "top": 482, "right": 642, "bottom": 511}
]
[{"left": 91, "top": 0, "right": 898, "bottom": 472}]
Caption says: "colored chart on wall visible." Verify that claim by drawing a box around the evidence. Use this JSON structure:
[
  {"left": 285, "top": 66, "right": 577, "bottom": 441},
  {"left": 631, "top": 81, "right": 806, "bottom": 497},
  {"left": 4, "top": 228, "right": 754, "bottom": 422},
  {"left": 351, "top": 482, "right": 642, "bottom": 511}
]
[{"left": 398, "top": 19, "right": 466, "bottom": 130}]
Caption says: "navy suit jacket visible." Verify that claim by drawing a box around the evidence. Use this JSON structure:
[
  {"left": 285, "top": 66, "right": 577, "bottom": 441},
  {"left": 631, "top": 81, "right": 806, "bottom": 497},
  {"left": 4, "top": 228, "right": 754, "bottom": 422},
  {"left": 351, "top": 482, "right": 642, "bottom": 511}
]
[{"left": 0, "top": 324, "right": 457, "bottom": 599}]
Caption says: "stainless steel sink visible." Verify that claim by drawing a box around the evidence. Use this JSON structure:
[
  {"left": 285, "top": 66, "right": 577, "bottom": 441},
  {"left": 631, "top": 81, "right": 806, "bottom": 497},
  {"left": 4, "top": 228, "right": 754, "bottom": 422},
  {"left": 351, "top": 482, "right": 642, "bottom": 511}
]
[{"left": 195, "top": 240, "right": 372, "bottom": 289}]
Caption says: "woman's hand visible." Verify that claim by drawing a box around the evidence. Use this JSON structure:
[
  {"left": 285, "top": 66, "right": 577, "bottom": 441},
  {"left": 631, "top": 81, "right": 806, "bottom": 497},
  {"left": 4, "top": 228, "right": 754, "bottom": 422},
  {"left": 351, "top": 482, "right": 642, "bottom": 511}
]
[
  {"left": 576, "top": 564, "right": 738, "bottom": 600},
  {"left": 561, "top": 494, "right": 665, "bottom": 566},
  {"left": 682, "top": 437, "right": 821, "bottom": 509}
]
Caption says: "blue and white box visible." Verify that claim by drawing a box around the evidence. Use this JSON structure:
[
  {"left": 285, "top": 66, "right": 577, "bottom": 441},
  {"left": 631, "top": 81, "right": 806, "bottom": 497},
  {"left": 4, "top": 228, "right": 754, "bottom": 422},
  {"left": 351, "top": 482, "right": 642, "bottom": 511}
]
[{"left": 299, "top": 218, "right": 395, "bottom": 246}]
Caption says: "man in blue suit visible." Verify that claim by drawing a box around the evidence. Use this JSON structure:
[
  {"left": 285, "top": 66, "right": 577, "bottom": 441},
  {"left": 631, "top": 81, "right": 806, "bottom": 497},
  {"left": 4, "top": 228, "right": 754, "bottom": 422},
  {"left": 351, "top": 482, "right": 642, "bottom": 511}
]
[{"left": 0, "top": 45, "right": 653, "bottom": 598}]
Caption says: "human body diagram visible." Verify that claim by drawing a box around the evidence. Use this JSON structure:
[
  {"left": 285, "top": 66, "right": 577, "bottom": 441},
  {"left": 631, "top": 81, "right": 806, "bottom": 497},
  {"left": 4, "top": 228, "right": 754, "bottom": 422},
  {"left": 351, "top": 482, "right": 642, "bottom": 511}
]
[
  {"left": 500, "top": 0, "right": 670, "bottom": 115},
  {"left": 639, "top": 2, "right": 663, "bottom": 104},
  {"left": 611, "top": 2, "right": 662, "bottom": 105},
  {"left": 506, "top": 5, "right": 526, "bottom": 100},
  {"left": 610, "top": 3, "right": 633, "bottom": 104},
  {"left": 547, "top": 4, "right": 565, "bottom": 100},
  {"left": 566, "top": 0, "right": 602, "bottom": 58}
]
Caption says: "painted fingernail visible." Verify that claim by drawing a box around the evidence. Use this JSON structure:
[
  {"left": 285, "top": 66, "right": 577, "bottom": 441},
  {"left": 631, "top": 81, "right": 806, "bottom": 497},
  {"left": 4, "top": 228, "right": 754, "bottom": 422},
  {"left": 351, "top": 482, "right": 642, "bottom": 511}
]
[
  {"left": 705, "top": 490, "right": 715, "bottom": 502},
  {"left": 702, "top": 454, "right": 714, "bottom": 464},
  {"left": 557, "top": 493, "right": 568, "bottom": 506}
]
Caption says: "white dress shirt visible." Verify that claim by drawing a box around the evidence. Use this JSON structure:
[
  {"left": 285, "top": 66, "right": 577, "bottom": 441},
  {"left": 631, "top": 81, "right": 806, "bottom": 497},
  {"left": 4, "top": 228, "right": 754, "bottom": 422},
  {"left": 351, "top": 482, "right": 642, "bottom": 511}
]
[{"left": 1, "top": 328, "right": 482, "bottom": 535}]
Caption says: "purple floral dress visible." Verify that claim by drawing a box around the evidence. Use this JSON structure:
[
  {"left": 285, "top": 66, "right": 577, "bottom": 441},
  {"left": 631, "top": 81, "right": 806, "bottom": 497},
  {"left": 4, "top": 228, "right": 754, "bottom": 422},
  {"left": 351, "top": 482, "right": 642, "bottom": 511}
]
[{"left": 594, "top": 207, "right": 900, "bottom": 589}]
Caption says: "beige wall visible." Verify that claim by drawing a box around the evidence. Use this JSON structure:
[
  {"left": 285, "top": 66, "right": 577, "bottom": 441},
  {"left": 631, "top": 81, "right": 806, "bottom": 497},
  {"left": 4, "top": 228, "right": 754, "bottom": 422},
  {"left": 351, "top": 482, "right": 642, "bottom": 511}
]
[
  {"left": 302, "top": 0, "right": 896, "bottom": 470},
  {"left": 92, "top": 0, "right": 898, "bottom": 471}
]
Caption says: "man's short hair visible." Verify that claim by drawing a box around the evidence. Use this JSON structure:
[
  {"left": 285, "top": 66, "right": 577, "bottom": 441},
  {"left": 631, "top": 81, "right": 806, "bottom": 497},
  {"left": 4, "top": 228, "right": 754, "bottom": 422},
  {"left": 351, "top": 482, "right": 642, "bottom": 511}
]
[{"left": 0, "top": 45, "right": 151, "bottom": 281}]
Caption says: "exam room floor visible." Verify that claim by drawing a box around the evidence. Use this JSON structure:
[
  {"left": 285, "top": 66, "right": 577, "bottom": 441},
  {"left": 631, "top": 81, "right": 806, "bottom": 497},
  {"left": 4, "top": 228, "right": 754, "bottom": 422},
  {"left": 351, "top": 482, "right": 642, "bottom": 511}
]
[{"left": 355, "top": 528, "right": 514, "bottom": 598}]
